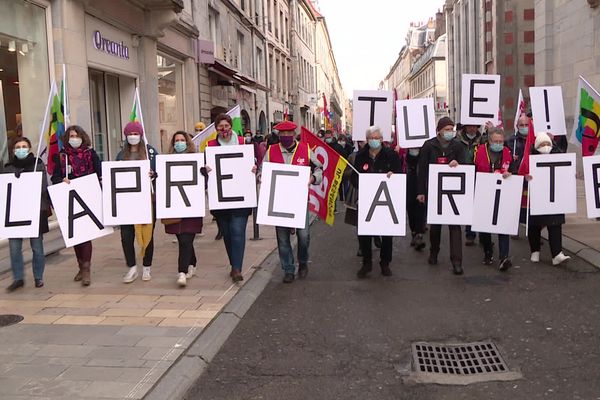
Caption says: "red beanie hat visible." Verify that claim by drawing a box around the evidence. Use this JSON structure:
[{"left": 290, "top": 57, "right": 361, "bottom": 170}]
[{"left": 124, "top": 121, "right": 144, "bottom": 136}]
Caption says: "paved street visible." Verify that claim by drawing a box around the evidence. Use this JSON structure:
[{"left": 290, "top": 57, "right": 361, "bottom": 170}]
[{"left": 188, "top": 216, "right": 600, "bottom": 400}]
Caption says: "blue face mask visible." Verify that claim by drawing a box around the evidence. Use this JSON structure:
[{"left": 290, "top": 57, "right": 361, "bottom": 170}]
[
  {"left": 490, "top": 143, "right": 504, "bottom": 153},
  {"left": 518, "top": 127, "right": 528, "bottom": 136},
  {"left": 368, "top": 139, "right": 382, "bottom": 149},
  {"left": 14, "top": 148, "right": 29, "bottom": 160},
  {"left": 442, "top": 131, "right": 455, "bottom": 141},
  {"left": 174, "top": 141, "right": 187, "bottom": 153}
]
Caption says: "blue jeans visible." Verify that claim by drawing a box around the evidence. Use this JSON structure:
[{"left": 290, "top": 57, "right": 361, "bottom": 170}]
[
  {"left": 219, "top": 212, "right": 249, "bottom": 271},
  {"left": 9, "top": 236, "right": 45, "bottom": 281},
  {"left": 275, "top": 213, "right": 310, "bottom": 274},
  {"left": 480, "top": 233, "right": 509, "bottom": 259}
]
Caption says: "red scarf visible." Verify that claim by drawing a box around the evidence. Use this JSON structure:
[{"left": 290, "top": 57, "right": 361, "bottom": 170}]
[{"left": 61, "top": 146, "right": 94, "bottom": 178}]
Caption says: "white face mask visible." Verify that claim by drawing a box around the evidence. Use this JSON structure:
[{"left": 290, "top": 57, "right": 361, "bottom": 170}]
[
  {"left": 537, "top": 145, "right": 552, "bottom": 154},
  {"left": 69, "top": 137, "right": 82, "bottom": 149},
  {"left": 127, "top": 135, "right": 141, "bottom": 145},
  {"left": 408, "top": 148, "right": 420, "bottom": 156}
]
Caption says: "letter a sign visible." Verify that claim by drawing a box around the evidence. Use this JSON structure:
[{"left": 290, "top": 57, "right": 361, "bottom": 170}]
[{"left": 358, "top": 174, "right": 406, "bottom": 236}]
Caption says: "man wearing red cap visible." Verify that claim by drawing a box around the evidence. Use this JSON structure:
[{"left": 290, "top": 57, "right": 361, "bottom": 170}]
[{"left": 263, "top": 120, "right": 323, "bottom": 283}]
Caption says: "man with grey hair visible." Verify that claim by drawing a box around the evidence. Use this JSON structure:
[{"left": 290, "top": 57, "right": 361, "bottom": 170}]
[{"left": 350, "top": 126, "right": 402, "bottom": 278}]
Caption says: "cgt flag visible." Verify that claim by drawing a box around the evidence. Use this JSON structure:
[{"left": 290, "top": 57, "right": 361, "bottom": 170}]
[
  {"left": 571, "top": 76, "right": 600, "bottom": 156},
  {"left": 192, "top": 105, "right": 243, "bottom": 152},
  {"left": 300, "top": 126, "right": 347, "bottom": 225}
]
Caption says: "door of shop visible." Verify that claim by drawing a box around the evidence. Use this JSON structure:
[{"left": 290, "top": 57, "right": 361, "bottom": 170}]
[{"left": 89, "top": 70, "right": 124, "bottom": 161}]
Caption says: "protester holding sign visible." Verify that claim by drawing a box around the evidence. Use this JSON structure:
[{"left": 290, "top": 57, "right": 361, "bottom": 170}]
[
  {"left": 3, "top": 137, "right": 49, "bottom": 292},
  {"left": 417, "top": 117, "right": 466, "bottom": 275},
  {"left": 521, "top": 132, "right": 571, "bottom": 266},
  {"left": 117, "top": 122, "right": 159, "bottom": 283},
  {"left": 474, "top": 127, "right": 513, "bottom": 271},
  {"left": 264, "top": 120, "right": 323, "bottom": 283},
  {"left": 206, "top": 113, "right": 254, "bottom": 283},
  {"left": 457, "top": 123, "right": 484, "bottom": 246},
  {"left": 51, "top": 125, "right": 102, "bottom": 286},
  {"left": 164, "top": 131, "right": 204, "bottom": 287},
  {"left": 351, "top": 126, "right": 402, "bottom": 279}
]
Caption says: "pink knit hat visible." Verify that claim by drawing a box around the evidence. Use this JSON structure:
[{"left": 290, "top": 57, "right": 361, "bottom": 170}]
[{"left": 124, "top": 121, "right": 144, "bottom": 136}]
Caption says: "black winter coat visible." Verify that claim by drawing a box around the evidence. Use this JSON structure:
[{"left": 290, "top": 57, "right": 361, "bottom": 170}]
[
  {"left": 417, "top": 136, "right": 466, "bottom": 196},
  {"left": 350, "top": 145, "right": 402, "bottom": 189}
]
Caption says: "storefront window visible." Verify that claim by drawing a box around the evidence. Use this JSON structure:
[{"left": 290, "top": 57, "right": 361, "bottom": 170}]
[
  {"left": 157, "top": 54, "right": 183, "bottom": 151},
  {"left": 0, "top": 0, "right": 50, "bottom": 162},
  {"left": 89, "top": 70, "right": 123, "bottom": 161}
]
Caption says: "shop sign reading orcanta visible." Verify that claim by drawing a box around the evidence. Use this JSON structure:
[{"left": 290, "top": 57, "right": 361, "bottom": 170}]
[{"left": 92, "top": 30, "right": 129, "bottom": 60}]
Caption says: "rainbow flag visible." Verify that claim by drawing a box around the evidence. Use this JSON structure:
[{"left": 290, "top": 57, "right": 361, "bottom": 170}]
[
  {"left": 572, "top": 76, "right": 600, "bottom": 156},
  {"left": 192, "top": 105, "right": 243, "bottom": 152},
  {"left": 42, "top": 81, "right": 65, "bottom": 174}
]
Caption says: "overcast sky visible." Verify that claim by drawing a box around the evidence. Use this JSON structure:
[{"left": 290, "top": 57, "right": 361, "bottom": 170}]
[{"left": 316, "top": 0, "right": 445, "bottom": 97}]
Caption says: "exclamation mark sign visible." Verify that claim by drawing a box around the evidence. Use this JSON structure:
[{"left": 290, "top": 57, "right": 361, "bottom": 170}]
[{"left": 543, "top": 89, "right": 551, "bottom": 130}]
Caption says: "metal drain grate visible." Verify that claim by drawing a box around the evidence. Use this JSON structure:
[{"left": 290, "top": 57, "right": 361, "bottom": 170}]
[
  {"left": 0, "top": 314, "right": 24, "bottom": 328},
  {"left": 412, "top": 341, "right": 508, "bottom": 375}
]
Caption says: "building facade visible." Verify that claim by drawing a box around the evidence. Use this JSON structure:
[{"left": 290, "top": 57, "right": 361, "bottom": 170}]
[
  {"left": 444, "top": 0, "right": 535, "bottom": 129},
  {"left": 290, "top": 0, "right": 318, "bottom": 132},
  {"left": 0, "top": 0, "right": 200, "bottom": 160},
  {"left": 0, "top": 0, "right": 345, "bottom": 163},
  {"left": 384, "top": 15, "right": 447, "bottom": 121},
  {"left": 534, "top": 0, "right": 600, "bottom": 137}
]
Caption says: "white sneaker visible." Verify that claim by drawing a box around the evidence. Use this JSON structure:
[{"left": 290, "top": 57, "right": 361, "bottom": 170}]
[
  {"left": 123, "top": 266, "right": 138, "bottom": 283},
  {"left": 177, "top": 272, "right": 187, "bottom": 287},
  {"left": 185, "top": 265, "right": 196, "bottom": 279},
  {"left": 552, "top": 252, "right": 571, "bottom": 266},
  {"left": 530, "top": 251, "right": 540, "bottom": 263},
  {"left": 142, "top": 267, "right": 151, "bottom": 281}
]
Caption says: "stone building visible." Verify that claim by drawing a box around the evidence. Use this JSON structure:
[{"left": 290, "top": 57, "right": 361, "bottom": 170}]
[
  {"left": 0, "top": 0, "right": 200, "bottom": 159},
  {"left": 444, "top": 0, "right": 535, "bottom": 129},
  {"left": 534, "top": 0, "right": 600, "bottom": 137}
]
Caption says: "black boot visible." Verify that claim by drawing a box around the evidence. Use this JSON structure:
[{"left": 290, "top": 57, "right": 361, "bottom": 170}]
[
  {"left": 380, "top": 261, "right": 392, "bottom": 276},
  {"left": 6, "top": 280, "right": 24, "bottom": 292},
  {"left": 357, "top": 260, "right": 372, "bottom": 279},
  {"left": 428, "top": 253, "right": 438, "bottom": 265},
  {"left": 414, "top": 234, "right": 426, "bottom": 251}
]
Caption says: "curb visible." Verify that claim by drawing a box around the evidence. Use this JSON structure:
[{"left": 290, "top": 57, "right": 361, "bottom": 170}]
[
  {"left": 553, "top": 233, "right": 600, "bottom": 269},
  {"left": 143, "top": 248, "right": 280, "bottom": 400},
  {"left": 144, "top": 215, "right": 317, "bottom": 400}
]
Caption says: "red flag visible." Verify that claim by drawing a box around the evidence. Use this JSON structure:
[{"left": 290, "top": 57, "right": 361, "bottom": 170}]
[
  {"left": 518, "top": 119, "right": 535, "bottom": 176},
  {"left": 301, "top": 126, "right": 348, "bottom": 225}
]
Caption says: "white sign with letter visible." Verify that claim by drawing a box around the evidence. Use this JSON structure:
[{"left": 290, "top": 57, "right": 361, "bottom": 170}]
[
  {"left": 395, "top": 98, "right": 436, "bottom": 148},
  {"left": 205, "top": 145, "right": 257, "bottom": 210},
  {"left": 583, "top": 155, "right": 600, "bottom": 219},
  {"left": 0, "top": 172, "right": 43, "bottom": 239},
  {"left": 529, "top": 153, "right": 576, "bottom": 215},
  {"left": 530, "top": 86, "right": 567, "bottom": 136},
  {"left": 460, "top": 74, "right": 501, "bottom": 125},
  {"left": 358, "top": 173, "right": 406, "bottom": 236},
  {"left": 155, "top": 154, "right": 205, "bottom": 219},
  {"left": 427, "top": 165, "right": 475, "bottom": 225},
  {"left": 352, "top": 90, "right": 393, "bottom": 141},
  {"left": 101, "top": 160, "right": 152, "bottom": 225},
  {"left": 48, "top": 174, "right": 113, "bottom": 247},
  {"left": 257, "top": 162, "right": 310, "bottom": 228},
  {"left": 471, "top": 173, "right": 524, "bottom": 235}
]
